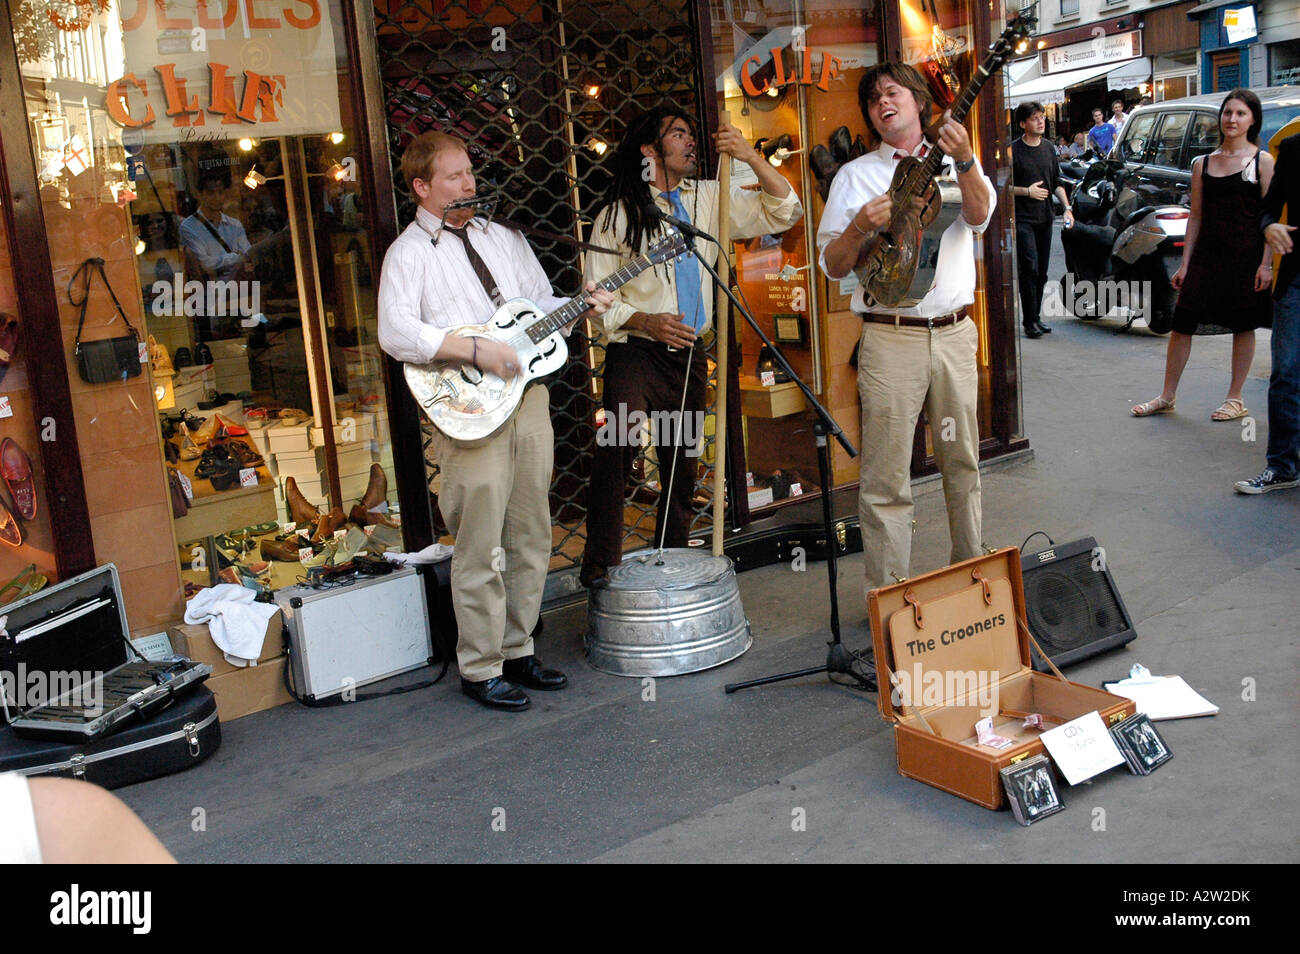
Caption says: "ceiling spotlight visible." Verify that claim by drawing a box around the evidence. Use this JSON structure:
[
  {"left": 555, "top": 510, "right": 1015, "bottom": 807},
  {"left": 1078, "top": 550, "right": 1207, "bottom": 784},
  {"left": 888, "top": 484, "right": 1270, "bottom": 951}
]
[
  {"left": 238, "top": 137, "right": 257, "bottom": 152},
  {"left": 585, "top": 84, "right": 600, "bottom": 99},
  {"left": 244, "top": 166, "right": 267, "bottom": 189},
  {"left": 1015, "top": 39, "right": 1030, "bottom": 54},
  {"left": 135, "top": 237, "right": 146, "bottom": 255},
  {"left": 328, "top": 132, "right": 345, "bottom": 145},
  {"left": 584, "top": 135, "right": 609, "bottom": 156},
  {"left": 327, "top": 161, "right": 347, "bottom": 181}
]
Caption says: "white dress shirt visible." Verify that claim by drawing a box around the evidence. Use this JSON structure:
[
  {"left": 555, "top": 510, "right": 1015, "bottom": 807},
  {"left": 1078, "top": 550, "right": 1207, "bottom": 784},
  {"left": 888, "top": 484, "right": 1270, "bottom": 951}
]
[
  {"left": 378, "top": 206, "right": 570, "bottom": 364},
  {"left": 816, "top": 140, "right": 996, "bottom": 317},
  {"left": 584, "top": 177, "right": 803, "bottom": 343},
  {"left": 179, "top": 211, "right": 251, "bottom": 280}
]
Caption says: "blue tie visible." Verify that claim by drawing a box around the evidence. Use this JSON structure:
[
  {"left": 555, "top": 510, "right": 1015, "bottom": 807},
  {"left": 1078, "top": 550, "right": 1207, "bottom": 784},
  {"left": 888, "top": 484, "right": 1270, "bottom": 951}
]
[{"left": 663, "top": 188, "right": 703, "bottom": 333}]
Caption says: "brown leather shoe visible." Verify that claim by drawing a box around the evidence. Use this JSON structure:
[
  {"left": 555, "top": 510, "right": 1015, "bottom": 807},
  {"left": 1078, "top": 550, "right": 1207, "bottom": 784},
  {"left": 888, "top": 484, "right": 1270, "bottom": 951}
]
[
  {"left": 311, "top": 506, "right": 347, "bottom": 544},
  {"left": 0, "top": 496, "right": 22, "bottom": 549},
  {"left": 285, "top": 476, "right": 322, "bottom": 525}
]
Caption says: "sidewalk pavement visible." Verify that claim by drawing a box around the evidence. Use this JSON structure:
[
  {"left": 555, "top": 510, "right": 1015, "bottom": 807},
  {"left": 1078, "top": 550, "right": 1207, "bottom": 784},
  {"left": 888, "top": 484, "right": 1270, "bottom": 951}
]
[{"left": 121, "top": 265, "right": 1298, "bottom": 863}]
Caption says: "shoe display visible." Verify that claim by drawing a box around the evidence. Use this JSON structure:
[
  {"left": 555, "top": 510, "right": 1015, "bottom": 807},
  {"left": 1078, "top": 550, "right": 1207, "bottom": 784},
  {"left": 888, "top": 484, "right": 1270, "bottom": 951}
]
[
  {"left": 502, "top": 654, "right": 567, "bottom": 691},
  {"left": 226, "top": 439, "right": 265, "bottom": 469},
  {"left": 310, "top": 506, "right": 348, "bottom": 544},
  {"left": 285, "top": 476, "right": 323, "bottom": 525},
  {"left": 829, "top": 125, "right": 853, "bottom": 165},
  {"left": 179, "top": 423, "right": 202, "bottom": 461},
  {"left": 148, "top": 335, "right": 174, "bottom": 375},
  {"left": 261, "top": 535, "right": 318, "bottom": 563},
  {"left": 0, "top": 497, "right": 23, "bottom": 548},
  {"left": 1, "top": 437, "right": 38, "bottom": 520},
  {"left": 0, "top": 562, "right": 46, "bottom": 605},
  {"left": 1234, "top": 468, "right": 1299, "bottom": 495},
  {"left": 809, "top": 144, "right": 840, "bottom": 202},
  {"left": 173, "top": 347, "right": 192, "bottom": 368},
  {"left": 193, "top": 342, "right": 213, "bottom": 365},
  {"left": 461, "top": 676, "right": 530, "bottom": 712},
  {"left": 0, "top": 314, "right": 19, "bottom": 385},
  {"left": 349, "top": 464, "right": 397, "bottom": 526}
]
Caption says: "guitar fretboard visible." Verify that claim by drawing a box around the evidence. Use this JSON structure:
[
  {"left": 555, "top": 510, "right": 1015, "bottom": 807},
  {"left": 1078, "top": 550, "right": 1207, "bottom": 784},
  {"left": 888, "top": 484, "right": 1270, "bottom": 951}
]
[{"left": 526, "top": 253, "right": 657, "bottom": 344}]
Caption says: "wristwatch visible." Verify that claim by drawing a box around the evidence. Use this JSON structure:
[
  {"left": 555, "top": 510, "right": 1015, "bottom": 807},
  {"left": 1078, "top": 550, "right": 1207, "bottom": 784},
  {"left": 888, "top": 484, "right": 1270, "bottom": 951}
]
[{"left": 955, "top": 156, "right": 976, "bottom": 174}]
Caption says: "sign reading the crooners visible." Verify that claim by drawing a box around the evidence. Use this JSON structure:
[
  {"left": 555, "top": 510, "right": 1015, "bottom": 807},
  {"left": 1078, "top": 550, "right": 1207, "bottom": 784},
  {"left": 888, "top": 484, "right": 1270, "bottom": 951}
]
[
  {"left": 1040, "top": 30, "right": 1141, "bottom": 76},
  {"left": 104, "top": 0, "right": 341, "bottom": 143}
]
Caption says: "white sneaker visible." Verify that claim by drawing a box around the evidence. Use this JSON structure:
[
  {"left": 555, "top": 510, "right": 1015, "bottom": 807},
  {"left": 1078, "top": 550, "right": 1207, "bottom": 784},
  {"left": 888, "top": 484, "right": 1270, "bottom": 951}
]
[{"left": 1234, "top": 469, "right": 1299, "bottom": 494}]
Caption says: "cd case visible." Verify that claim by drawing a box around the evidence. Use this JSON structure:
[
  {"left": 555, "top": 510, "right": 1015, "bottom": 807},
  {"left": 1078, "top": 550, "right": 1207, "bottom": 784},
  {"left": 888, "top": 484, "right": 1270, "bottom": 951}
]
[
  {"left": 1109, "top": 712, "right": 1173, "bottom": 775},
  {"left": 999, "top": 755, "right": 1065, "bottom": 826}
]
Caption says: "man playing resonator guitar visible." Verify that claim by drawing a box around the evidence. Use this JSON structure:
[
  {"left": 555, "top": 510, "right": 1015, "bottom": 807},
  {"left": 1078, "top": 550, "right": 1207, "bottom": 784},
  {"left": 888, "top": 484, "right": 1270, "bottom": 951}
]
[
  {"left": 816, "top": 62, "right": 994, "bottom": 609},
  {"left": 377, "top": 131, "right": 613, "bottom": 712}
]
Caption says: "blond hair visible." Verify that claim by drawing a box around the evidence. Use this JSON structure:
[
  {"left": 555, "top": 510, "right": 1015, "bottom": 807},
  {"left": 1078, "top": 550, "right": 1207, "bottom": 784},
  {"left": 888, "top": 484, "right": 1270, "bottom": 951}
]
[{"left": 401, "top": 132, "right": 469, "bottom": 193}]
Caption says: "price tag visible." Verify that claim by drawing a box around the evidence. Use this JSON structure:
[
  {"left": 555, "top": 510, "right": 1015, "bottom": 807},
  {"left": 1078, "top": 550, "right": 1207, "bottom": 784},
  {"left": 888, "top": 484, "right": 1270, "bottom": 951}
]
[
  {"left": 789, "top": 482, "right": 803, "bottom": 496},
  {"left": 1040, "top": 711, "right": 1126, "bottom": 785},
  {"left": 281, "top": 522, "right": 297, "bottom": 533},
  {"left": 333, "top": 528, "right": 348, "bottom": 539},
  {"left": 138, "top": 341, "right": 149, "bottom": 364},
  {"left": 0, "top": 396, "right": 12, "bottom": 419},
  {"left": 177, "top": 472, "right": 194, "bottom": 500},
  {"left": 238, "top": 467, "right": 258, "bottom": 487},
  {"left": 759, "top": 370, "right": 776, "bottom": 387},
  {"left": 298, "top": 527, "right": 313, "bottom": 539},
  {"left": 298, "top": 546, "right": 315, "bottom": 563}
]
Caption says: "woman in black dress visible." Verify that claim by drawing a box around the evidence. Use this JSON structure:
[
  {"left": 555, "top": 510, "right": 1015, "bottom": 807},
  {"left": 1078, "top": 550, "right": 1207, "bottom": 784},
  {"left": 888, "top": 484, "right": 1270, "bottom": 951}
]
[{"left": 1132, "top": 89, "right": 1275, "bottom": 420}]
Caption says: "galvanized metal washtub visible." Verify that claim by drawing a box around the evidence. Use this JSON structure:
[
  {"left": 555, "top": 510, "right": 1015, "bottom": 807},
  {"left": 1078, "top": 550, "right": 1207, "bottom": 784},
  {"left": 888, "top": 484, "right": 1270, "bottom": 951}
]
[{"left": 585, "top": 548, "right": 752, "bottom": 677}]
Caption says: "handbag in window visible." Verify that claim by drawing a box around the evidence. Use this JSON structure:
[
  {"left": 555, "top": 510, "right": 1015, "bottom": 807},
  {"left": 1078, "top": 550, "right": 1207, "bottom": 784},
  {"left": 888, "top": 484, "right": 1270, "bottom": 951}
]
[{"left": 69, "top": 257, "right": 142, "bottom": 384}]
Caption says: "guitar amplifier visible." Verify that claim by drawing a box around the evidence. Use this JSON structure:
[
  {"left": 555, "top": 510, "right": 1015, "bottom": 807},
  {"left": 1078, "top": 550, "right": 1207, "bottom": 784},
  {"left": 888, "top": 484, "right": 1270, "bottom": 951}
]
[
  {"left": 1020, "top": 537, "right": 1137, "bottom": 671},
  {"left": 274, "top": 566, "right": 434, "bottom": 702}
]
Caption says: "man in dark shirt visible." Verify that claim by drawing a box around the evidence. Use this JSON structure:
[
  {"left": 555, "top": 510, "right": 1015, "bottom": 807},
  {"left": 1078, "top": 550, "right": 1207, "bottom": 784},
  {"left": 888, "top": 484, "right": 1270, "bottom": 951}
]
[
  {"left": 1237, "top": 131, "right": 1300, "bottom": 494},
  {"left": 1011, "top": 102, "right": 1073, "bottom": 338}
]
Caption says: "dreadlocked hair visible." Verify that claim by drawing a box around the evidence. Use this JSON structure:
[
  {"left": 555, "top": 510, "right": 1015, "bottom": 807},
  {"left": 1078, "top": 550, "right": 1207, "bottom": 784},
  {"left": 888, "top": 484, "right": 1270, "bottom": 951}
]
[{"left": 596, "top": 105, "right": 698, "bottom": 253}]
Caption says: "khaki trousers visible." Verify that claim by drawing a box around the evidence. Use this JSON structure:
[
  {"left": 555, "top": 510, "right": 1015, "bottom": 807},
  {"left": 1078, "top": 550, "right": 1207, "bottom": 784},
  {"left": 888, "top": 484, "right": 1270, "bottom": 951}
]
[
  {"left": 857, "top": 316, "right": 982, "bottom": 601},
  {"left": 432, "top": 385, "right": 553, "bottom": 681}
]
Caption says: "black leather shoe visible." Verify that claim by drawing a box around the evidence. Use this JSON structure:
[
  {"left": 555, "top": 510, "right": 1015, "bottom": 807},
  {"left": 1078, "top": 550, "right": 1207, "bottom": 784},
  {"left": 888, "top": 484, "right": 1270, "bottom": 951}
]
[
  {"left": 1035, "top": 321, "right": 1053, "bottom": 334},
  {"left": 461, "top": 676, "right": 530, "bottom": 711},
  {"left": 503, "top": 655, "right": 568, "bottom": 691},
  {"left": 1024, "top": 324, "right": 1044, "bottom": 339}
]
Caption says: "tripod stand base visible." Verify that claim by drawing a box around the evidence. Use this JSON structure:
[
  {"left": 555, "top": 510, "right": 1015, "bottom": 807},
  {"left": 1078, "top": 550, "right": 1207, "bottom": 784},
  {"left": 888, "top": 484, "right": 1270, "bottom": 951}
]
[{"left": 724, "top": 640, "right": 876, "bottom": 693}]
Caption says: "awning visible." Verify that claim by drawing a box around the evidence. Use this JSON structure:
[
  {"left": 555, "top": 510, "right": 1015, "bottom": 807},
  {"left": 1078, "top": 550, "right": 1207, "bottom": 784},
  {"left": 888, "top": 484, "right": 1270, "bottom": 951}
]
[{"left": 1008, "top": 57, "right": 1152, "bottom": 107}]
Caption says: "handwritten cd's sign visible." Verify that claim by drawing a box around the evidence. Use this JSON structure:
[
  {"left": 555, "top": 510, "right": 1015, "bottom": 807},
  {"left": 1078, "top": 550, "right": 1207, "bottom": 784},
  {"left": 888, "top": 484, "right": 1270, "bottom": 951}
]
[
  {"left": 104, "top": 0, "right": 341, "bottom": 143},
  {"left": 1223, "top": 7, "right": 1258, "bottom": 46}
]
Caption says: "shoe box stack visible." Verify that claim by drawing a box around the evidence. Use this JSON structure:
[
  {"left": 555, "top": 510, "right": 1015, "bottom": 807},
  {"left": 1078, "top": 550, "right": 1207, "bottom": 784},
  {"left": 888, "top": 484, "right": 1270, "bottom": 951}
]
[
  {"left": 311, "top": 415, "right": 376, "bottom": 503},
  {"left": 208, "top": 338, "right": 251, "bottom": 395},
  {"left": 168, "top": 612, "right": 293, "bottom": 722},
  {"left": 264, "top": 418, "right": 323, "bottom": 516}
]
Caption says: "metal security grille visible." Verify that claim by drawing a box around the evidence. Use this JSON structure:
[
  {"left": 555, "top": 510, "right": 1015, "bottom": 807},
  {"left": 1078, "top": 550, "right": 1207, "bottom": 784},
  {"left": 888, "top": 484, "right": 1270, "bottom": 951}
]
[{"left": 374, "top": 0, "right": 715, "bottom": 571}]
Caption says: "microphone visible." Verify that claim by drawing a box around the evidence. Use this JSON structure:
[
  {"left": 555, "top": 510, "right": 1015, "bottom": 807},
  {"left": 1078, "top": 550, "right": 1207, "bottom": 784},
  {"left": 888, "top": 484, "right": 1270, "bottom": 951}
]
[{"left": 643, "top": 204, "right": 718, "bottom": 245}]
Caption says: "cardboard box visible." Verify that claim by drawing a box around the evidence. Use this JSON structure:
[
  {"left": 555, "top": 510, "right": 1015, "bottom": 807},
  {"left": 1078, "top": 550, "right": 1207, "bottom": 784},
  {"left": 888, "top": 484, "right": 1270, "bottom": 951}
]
[
  {"left": 309, "top": 418, "right": 375, "bottom": 448},
  {"left": 340, "top": 471, "right": 370, "bottom": 503},
  {"left": 272, "top": 447, "right": 322, "bottom": 480},
  {"left": 206, "top": 338, "right": 248, "bottom": 360},
  {"left": 326, "top": 443, "right": 373, "bottom": 478},
  {"left": 267, "top": 420, "right": 313, "bottom": 454},
  {"left": 206, "top": 655, "right": 293, "bottom": 722},
  {"left": 169, "top": 613, "right": 285, "bottom": 678},
  {"left": 868, "top": 548, "right": 1136, "bottom": 810}
]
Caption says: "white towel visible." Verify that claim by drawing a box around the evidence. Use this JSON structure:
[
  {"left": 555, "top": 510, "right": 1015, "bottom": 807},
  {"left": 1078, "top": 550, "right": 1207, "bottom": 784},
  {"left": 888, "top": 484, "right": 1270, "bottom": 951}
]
[
  {"left": 383, "top": 543, "right": 453, "bottom": 566},
  {"left": 184, "top": 584, "right": 278, "bottom": 667}
]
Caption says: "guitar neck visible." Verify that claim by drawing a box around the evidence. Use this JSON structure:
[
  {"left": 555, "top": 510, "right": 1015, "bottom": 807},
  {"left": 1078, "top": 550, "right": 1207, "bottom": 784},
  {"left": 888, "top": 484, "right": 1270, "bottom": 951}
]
[
  {"left": 524, "top": 253, "right": 656, "bottom": 344},
  {"left": 916, "top": 48, "right": 1002, "bottom": 180}
]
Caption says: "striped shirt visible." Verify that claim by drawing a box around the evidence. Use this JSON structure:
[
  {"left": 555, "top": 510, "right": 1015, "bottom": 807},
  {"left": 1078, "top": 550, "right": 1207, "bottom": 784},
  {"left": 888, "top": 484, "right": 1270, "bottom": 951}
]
[{"left": 377, "top": 206, "right": 569, "bottom": 364}]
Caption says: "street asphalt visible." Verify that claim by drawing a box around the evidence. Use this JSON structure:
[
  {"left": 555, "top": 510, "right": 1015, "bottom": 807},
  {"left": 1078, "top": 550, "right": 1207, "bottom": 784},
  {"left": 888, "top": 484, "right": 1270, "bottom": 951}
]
[{"left": 120, "top": 225, "right": 1298, "bottom": 863}]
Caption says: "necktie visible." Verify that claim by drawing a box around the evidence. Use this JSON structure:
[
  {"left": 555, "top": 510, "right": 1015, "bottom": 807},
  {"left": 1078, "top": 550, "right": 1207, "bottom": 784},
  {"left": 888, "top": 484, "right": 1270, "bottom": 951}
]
[
  {"left": 443, "top": 224, "right": 505, "bottom": 307},
  {"left": 893, "top": 144, "right": 930, "bottom": 161},
  {"left": 662, "top": 188, "right": 703, "bottom": 333}
]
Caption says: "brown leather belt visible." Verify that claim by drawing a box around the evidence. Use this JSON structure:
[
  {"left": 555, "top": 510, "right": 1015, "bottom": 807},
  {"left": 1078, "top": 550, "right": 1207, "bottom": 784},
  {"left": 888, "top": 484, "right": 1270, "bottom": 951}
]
[{"left": 860, "top": 309, "right": 968, "bottom": 329}]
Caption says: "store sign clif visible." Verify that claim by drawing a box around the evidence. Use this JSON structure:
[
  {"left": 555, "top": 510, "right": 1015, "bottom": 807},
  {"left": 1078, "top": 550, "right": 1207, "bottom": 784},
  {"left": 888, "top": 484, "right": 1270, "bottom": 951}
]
[
  {"left": 1040, "top": 30, "right": 1142, "bottom": 75},
  {"left": 102, "top": 0, "right": 341, "bottom": 143}
]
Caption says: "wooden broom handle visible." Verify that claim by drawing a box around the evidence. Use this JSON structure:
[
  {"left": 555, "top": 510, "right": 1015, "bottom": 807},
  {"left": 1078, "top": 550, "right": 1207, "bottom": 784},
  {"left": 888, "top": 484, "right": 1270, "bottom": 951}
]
[{"left": 711, "top": 113, "right": 731, "bottom": 557}]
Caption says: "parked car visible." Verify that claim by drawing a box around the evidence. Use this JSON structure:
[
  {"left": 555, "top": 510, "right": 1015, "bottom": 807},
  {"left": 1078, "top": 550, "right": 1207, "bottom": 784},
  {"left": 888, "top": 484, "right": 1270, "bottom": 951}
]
[{"left": 1061, "top": 86, "right": 1300, "bottom": 332}]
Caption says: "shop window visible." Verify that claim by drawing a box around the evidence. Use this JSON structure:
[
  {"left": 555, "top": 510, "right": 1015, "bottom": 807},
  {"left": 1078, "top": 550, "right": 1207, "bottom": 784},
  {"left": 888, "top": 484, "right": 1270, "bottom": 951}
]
[
  {"left": 1060, "top": 0, "right": 1079, "bottom": 17},
  {"left": 14, "top": 1, "right": 396, "bottom": 627}
]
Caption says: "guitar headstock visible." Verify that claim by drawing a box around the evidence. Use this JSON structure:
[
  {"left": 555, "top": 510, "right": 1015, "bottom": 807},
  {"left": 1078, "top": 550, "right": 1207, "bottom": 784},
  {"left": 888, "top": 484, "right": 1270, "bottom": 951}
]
[
  {"left": 988, "top": 3, "right": 1038, "bottom": 70},
  {"left": 648, "top": 225, "right": 692, "bottom": 266}
]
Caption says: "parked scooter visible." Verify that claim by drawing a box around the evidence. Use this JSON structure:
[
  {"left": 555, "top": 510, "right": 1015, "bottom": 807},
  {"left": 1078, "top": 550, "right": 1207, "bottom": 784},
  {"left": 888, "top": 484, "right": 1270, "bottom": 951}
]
[
  {"left": 1058, "top": 150, "right": 1097, "bottom": 197},
  {"left": 1058, "top": 158, "right": 1186, "bottom": 334}
]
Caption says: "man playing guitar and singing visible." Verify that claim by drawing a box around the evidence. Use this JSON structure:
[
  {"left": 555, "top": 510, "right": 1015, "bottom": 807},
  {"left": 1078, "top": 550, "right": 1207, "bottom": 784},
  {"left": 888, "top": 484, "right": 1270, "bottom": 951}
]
[
  {"left": 816, "top": 62, "right": 994, "bottom": 610},
  {"left": 377, "top": 131, "right": 613, "bottom": 711}
]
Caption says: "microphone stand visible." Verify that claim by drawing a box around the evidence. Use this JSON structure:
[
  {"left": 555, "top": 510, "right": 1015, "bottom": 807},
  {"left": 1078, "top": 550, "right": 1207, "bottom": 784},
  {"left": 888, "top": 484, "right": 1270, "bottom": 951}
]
[{"left": 662, "top": 218, "right": 875, "bottom": 693}]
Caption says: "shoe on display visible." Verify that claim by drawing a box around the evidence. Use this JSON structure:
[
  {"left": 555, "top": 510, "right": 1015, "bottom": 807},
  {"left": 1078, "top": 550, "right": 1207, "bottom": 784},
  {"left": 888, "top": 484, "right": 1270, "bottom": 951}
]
[
  {"left": 193, "top": 342, "right": 213, "bottom": 365},
  {"left": 0, "top": 314, "right": 20, "bottom": 385},
  {"left": 0, "top": 498, "right": 21, "bottom": 549},
  {"left": 148, "top": 335, "right": 174, "bottom": 375},
  {"left": 1, "top": 437, "right": 38, "bottom": 520},
  {"left": 179, "top": 424, "right": 202, "bottom": 461},
  {"left": 173, "top": 346, "right": 192, "bottom": 368},
  {"left": 285, "top": 476, "right": 323, "bottom": 525},
  {"left": 461, "top": 676, "right": 530, "bottom": 712},
  {"left": 1234, "top": 469, "right": 1299, "bottom": 495}
]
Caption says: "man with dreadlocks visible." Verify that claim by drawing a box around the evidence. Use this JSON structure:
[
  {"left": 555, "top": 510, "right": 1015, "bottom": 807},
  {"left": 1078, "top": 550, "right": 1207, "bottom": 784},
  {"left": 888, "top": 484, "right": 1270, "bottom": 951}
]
[{"left": 579, "top": 107, "right": 803, "bottom": 587}]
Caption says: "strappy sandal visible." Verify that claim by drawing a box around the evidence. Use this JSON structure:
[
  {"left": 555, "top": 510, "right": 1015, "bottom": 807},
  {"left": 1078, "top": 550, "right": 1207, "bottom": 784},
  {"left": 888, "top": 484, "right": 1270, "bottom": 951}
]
[
  {"left": 0, "top": 563, "right": 47, "bottom": 605},
  {"left": 1212, "top": 398, "right": 1247, "bottom": 421},
  {"left": 1131, "top": 397, "right": 1176, "bottom": 417}
]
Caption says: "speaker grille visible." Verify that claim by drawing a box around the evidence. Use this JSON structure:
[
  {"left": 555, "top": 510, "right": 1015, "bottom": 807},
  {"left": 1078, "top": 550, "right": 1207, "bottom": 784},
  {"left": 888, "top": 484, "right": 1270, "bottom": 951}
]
[{"left": 1021, "top": 539, "right": 1136, "bottom": 669}]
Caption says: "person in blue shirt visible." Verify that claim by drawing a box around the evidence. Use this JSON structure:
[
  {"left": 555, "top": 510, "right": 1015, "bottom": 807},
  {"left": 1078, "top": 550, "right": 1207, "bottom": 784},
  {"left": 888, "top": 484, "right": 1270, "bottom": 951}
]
[{"left": 1086, "top": 107, "right": 1115, "bottom": 155}]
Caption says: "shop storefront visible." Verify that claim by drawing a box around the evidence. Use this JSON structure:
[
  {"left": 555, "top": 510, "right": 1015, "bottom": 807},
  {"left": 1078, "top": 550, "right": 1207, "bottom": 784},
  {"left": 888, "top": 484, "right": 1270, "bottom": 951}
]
[
  {"left": 0, "top": 0, "right": 1025, "bottom": 636},
  {"left": 1145, "top": 0, "right": 1201, "bottom": 102},
  {"left": 1189, "top": 0, "right": 1261, "bottom": 92}
]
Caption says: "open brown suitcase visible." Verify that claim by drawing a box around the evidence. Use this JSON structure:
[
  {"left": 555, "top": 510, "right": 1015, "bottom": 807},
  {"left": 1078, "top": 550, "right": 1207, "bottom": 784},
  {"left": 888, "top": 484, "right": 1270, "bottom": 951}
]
[{"left": 868, "top": 547, "right": 1136, "bottom": 810}]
